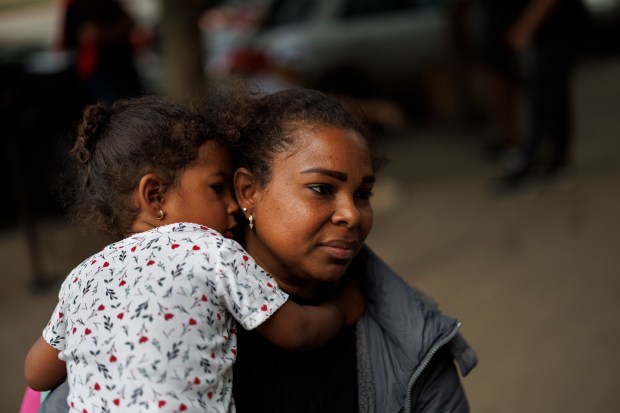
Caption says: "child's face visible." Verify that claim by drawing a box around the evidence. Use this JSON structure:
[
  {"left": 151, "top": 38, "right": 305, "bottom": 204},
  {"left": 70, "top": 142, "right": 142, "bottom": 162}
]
[{"left": 163, "top": 141, "right": 239, "bottom": 237}]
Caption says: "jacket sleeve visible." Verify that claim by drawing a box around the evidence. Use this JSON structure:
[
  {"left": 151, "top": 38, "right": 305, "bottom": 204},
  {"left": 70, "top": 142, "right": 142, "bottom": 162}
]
[
  {"left": 410, "top": 347, "right": 470, "bottom": 413},
  {"left": 37, "top": 379, "right": 69, "bottom": 413}
]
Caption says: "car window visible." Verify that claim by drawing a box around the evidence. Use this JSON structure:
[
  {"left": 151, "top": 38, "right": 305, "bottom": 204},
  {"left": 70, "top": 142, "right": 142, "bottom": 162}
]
[{"left": 261, "top": 0, "right": 317, "bottom": 28}]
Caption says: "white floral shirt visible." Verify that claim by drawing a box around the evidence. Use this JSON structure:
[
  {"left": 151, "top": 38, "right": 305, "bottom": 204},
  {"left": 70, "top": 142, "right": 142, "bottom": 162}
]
[{"left": 43, "top": 222, "right": 288, "bottom": 413}]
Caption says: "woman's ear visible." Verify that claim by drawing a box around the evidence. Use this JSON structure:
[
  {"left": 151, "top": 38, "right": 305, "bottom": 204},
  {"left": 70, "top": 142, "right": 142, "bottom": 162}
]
[
  {"left": 234, "top": 167, "right": 257, "bottom": 210},
  {"left": 137, "top": 173, "right": 166, "bottom": 217}
]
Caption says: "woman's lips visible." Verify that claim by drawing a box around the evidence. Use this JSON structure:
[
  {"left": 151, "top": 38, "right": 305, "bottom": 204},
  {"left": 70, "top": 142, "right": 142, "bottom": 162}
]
[{"left": 319, "top": 240, "right": 357, "bottom": 261}]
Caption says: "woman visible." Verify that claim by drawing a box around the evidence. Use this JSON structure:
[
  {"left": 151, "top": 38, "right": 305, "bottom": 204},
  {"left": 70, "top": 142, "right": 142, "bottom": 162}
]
[
  {"left": 37, "top": 88, "right": 476, "bottom": 412},
  {"left": 230, "top": 88, "right": 477, "bottom": 413}
]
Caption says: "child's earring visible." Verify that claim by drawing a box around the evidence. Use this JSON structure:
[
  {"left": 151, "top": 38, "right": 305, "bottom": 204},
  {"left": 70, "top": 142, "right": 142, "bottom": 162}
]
[{"left": 154, "top": 190, "right": 165, "bottom": 221}]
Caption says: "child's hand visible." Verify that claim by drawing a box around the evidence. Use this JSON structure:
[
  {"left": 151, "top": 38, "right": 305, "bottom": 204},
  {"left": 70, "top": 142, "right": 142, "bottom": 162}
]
[
  {"left": 256, "top": 275, "right": 365, "bottom": 350},
  {"left": 329, "top": 276, "right": 366, "bottom": 326}
]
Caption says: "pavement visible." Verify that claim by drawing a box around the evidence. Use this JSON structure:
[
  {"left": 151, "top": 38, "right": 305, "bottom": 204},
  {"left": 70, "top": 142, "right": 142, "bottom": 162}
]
[
  {"left": 367, "top": 56, "right": 620, "bottom": 412},
  {"left": 2, "top": 4, "right": 620, "bottom": 412}
]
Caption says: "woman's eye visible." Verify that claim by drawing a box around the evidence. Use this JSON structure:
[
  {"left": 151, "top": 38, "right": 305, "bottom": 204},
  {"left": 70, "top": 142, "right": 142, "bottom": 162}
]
[
  {"left": 308, "top": 184, "right": 332, "bottom": 196},
  {"left": 356, "top": 189, "right": 374, "bottom": 200}
]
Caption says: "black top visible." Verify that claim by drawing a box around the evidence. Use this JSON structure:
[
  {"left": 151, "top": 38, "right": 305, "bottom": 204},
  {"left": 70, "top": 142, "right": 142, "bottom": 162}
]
[{"left": 232, "top": 294, "right": 359, "bottom": 413}]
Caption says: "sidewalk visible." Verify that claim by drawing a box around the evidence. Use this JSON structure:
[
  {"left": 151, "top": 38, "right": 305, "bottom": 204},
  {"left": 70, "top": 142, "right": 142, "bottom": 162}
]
[
  {"left": 2, "top": 55, "right": 620, "bottom": 412},
  {"left": 367, "top": 55, "right": 620, "bottom": 413}
]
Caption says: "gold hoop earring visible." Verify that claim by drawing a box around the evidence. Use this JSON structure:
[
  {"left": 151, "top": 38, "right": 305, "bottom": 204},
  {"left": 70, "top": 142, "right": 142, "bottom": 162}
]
[{"left": 157, "top": 210, "right": 165, "bottom": 220}]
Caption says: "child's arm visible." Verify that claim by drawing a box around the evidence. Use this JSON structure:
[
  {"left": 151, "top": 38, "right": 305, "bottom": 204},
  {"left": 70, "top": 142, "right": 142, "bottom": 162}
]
[
  {"left": 255, "top": 276, "right": 365, "bottom": 351},
  {"left": 24, "top": 337, "right": 67, "bottom": 391}
]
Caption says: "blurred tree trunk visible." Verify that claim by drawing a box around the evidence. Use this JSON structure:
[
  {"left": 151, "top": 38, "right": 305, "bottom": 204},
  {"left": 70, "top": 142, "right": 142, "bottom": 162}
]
[{"left": 160, "top": 0, "right": 206, "bottom": 101}]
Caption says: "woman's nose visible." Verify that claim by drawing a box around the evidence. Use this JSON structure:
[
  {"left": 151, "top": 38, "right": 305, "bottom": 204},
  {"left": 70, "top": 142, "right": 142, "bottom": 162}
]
[{"left": 331, "top": 196, "right": 361, "bottom": 228}]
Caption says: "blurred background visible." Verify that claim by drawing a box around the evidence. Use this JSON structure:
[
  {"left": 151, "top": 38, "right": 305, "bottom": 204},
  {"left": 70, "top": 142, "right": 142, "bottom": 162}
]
[{"left": 1, "top": 0, "right": 620, "bottom": 411}]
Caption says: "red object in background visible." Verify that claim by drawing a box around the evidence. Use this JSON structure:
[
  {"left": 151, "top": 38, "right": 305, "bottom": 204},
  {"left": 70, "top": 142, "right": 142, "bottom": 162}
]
[
  {"left": 130, "top": 25, "right": 153, "bottom": 56},
  {"left": 227, "top": 49, "right": 268, "bottom": 74},
  {"left": 55, "top": 0, "right": 97, "bottom": 80},
  {"left": 76, "top": 42, "right": 97, "bottom": 79}
]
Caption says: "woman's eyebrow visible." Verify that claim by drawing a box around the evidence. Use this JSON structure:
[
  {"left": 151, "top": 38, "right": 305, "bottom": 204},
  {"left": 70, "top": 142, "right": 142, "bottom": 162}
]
[
  {"left": 301, "top": 168, "right": 347, "bottom": 181},
  {"left": 362, "top": 176, "right": 376, "bottom": 184},
  {"left": 301, "top": 168, "right": 375, "bottom": 184}
]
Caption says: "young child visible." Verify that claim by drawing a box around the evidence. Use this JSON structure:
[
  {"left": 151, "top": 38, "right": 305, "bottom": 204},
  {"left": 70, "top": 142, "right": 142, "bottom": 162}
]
[{"left": 24, "top": 96, "right": 363, "bottom": 412}]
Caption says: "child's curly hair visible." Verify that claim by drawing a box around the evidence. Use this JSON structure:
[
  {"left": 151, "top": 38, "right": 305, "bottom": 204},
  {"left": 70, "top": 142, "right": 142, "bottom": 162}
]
[{"left": 68, "top": 95, "right": 240, "bottom": 240}]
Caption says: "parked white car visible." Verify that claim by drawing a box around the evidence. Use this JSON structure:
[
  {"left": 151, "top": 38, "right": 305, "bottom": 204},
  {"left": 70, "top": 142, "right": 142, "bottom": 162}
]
[{"left": 205, "top": 0, "right": 450, "bottom": 100}]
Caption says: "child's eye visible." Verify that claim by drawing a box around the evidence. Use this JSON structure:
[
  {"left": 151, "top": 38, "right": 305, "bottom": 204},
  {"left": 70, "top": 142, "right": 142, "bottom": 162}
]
[
  {"left": 210, "top": 184, "right": 225, "bottom": 194},
  {"left": 308, "top": 184, "right": 332, "bottom": 196}
]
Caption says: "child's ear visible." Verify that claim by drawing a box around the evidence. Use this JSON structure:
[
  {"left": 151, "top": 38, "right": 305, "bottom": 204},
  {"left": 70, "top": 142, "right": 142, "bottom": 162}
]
[
  {"left": 137, "top": 173, "right": 166, "bottom": 216},
  {"left": 234, "top": 167, "right": 257, "bottom": 210}
]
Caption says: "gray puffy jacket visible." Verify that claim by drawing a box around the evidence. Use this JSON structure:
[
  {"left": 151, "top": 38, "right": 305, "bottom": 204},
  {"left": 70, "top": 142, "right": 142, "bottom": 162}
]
[{"left": 354, "top": 247, "right": 477, "bottom": 413}]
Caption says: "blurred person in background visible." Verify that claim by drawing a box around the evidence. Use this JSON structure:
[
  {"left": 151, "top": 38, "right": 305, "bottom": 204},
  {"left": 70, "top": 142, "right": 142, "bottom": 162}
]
[
  {"left": 58, "top": 0, "right": 142, "bottom": 105},
  {"left": 478, "top": 0, "right": 589, "bottom": 189}
]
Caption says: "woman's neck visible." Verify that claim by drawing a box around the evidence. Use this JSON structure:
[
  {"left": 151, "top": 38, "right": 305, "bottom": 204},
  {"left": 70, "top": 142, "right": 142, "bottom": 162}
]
[
  {"left": 242, "top": 234, "right": 321, "bottom": 300},
  {"left": 269, "top": 274, "right": 321, "bottom": 300}
]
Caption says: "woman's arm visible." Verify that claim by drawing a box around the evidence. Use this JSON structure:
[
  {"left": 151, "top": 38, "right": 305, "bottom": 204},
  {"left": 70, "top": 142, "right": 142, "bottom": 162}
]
[
  {"left": 255, "top": 276, "right": 365, "bottom": 351},
  {"left": 24, "top": 337, "right": 67, "bottom": 391}
]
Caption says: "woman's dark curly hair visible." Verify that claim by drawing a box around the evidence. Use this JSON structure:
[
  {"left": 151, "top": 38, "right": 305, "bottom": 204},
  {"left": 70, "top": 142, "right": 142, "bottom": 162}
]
[
  {"left": 68, "top": 95, "right": 240, "bottom": 240},
  {"left": 231, "top": 87, "right": 386, "bottom": 187}
]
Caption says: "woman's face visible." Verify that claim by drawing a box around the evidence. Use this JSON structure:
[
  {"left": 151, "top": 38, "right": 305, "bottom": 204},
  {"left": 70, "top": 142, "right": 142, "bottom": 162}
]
[{"left": 241, "top": 125, "right": 375, "bottom": 295}]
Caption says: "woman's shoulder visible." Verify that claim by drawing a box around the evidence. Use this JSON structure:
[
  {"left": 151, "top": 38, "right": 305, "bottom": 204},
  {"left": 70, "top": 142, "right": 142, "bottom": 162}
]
[
  {"left": 354, "top": 246, "right": 440, "bottom": 311},
  {"left": 357, "top": 246, "right": 475, "bottom": 363},
  {"left": 355, "top": 246, "right": 477, "bottom": 411}
]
